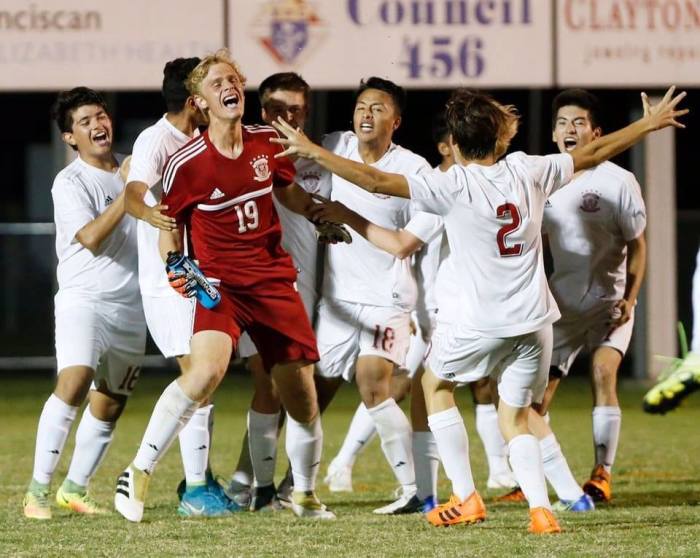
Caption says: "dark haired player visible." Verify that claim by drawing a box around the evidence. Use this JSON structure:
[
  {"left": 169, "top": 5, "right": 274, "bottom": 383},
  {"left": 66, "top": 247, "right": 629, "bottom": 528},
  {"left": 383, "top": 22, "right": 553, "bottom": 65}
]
[
  {"left": 23, "top": 88, "right": 146, "bottom": 519},
  {"left": 271, "top": 86, "right": 686, "bottom": 533},
  {"left": 538, "top": 89, "right": 647, "bottom": 504},
  {"left": 123, "top": 58, "right": 236, "bottom": 517}
]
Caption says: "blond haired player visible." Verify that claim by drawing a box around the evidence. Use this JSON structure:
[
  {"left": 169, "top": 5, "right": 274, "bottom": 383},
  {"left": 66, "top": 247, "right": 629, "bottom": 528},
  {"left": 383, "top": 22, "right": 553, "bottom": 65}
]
[
  {"left": 114, "top": 50, "right": 333, "bottom": 522},
  {"left": 23, "top": 88, "right": 146, "bottom": 519},
  {"left": 272, "top": 86, "right": 687, "bottom": 533}
]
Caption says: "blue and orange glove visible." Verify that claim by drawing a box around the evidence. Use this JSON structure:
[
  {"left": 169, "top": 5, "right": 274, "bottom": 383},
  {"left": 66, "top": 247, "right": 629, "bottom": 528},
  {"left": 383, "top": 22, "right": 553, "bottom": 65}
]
[{"left": 167, "top": 269, "right": 197, "bottom": 298}]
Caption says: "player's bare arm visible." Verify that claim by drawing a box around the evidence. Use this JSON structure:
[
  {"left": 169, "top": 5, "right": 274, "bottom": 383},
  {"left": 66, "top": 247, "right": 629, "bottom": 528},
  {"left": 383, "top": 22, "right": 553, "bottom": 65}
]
[
  {"left": 273, "top": 181, "right": 316, "bottom": 219},
  {"left": 309, "top": 195, "right": 423, "bottom": 259},
  {"left": 124, "top": 180, "right": 177, "bottom": 231},
  {"left": 158, "top": 227, "right": 182, "bottom": 262},
  {"left": 610, "top": 233, "right": 647, "bottom": 328},
  {"left": 74, "top": 188, "right": 128, "bottom": 255},
  {"left": 571, "top": 86, "right": 688, "bottom": 173},
  {"left": 271, "top": 118, "right": 410, "bottom": 198}
]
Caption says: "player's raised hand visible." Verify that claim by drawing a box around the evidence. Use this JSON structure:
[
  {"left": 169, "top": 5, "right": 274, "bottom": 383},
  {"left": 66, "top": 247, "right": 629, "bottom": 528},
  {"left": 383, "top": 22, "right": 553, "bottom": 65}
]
[
  {"left": 641, "top": 86, "right": 689, "bottom": 131},
  {"left": 270, "top": 117, "right": 320, "bottom": 160},
  {"left": 144, "top": 204, "right": 177, "bottom": 231}
]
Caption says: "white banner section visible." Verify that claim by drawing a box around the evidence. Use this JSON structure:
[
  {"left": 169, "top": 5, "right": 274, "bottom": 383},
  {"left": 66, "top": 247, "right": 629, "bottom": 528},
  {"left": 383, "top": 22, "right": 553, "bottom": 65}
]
[
  {"left": 0, "top": 1, "right": 224, "bottom": 90},
  {"left": 557, "top": 0, "right": 700, "bottom": 86},
  {"left": 230, "top": 0, "right": 553, "bottom": 88}
]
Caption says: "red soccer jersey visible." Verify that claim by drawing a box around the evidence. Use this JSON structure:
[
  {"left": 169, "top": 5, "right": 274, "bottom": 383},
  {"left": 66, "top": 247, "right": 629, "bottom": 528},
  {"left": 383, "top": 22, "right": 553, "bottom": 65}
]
[{"left": 162, "top": 125, "right": 297, "bottom": 287}]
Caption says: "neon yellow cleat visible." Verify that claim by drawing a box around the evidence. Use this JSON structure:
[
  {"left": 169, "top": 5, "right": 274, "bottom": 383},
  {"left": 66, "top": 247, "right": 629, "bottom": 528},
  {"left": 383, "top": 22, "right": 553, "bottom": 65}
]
[
  {"left": 56, "top": 484, "right": 108, "bottom": 515},
  {"left": 23, "top": 488, "right": 52, "bottom": 520}
]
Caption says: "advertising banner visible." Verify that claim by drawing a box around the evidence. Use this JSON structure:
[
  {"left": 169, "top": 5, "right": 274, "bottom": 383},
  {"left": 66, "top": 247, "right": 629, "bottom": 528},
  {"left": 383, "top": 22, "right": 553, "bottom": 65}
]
[
  {"left": 0, "top": 0, "right": 224, "bottom": 90},
  {"left": 229, "top": 0, "right": 553, "bottom": 88},
  {"left": 557, "top": 0, "right": 700, "bottom": 86}
]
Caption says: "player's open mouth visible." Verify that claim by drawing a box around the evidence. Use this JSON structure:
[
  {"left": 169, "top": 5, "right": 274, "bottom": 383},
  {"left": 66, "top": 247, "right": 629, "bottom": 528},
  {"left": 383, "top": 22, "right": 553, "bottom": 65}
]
[
  {"left": 563, "top": 137, "right": 577, "bottom": 151},
  {"left": 359, "top": 122, "right": 374, "bottom": 132},
  {"left": 92, "top": 130, "right": 109, "bottom": 146},
  {"left": 222, "top": 93, "right": 239, "bottom": 108}
]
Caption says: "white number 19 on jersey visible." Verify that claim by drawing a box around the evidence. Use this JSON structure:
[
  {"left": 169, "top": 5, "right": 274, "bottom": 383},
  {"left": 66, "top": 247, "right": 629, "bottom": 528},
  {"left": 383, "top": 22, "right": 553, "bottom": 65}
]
[{"left": 234, "top": 200, "right": 259, "bottom": 233}]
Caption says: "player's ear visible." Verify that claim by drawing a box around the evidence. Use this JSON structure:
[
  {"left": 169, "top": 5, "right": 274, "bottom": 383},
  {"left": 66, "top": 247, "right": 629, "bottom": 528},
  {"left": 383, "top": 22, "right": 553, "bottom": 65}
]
[
  {"left": 194, "top": 95, "right": 208, "bottom": 112},
  {"left": 438, "top": 141, "right": 451, "bottom": 157},
  {"left": 62, "top": 132, "right": 77, "bottom": 148},
  {"left": 593, "top": 126, "right": 603, "bottom": 140},
  {"left": 393, "top": 115, "right": 402, "bottom": 131}
]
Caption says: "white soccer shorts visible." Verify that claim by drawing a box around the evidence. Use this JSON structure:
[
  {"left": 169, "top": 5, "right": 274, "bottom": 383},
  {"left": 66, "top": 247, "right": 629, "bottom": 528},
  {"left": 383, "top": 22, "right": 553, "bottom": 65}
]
[
  {"left": 142, "top": 293, "right": 196, "bottom": 358},
  {"left": 427, "top": 323, "right": 553, "bottom": 408},
  {"left": 237, "top": 279, "right": 317, "bottom": 359},
  {"left": 55, "top": 299, "right": 147, "bottom": 396},
  {"left": 315, "top": 298, "right": 411, "bottom": 382},
  {"left": 551, "top": 305, "right": 634, "bottom": 376}
]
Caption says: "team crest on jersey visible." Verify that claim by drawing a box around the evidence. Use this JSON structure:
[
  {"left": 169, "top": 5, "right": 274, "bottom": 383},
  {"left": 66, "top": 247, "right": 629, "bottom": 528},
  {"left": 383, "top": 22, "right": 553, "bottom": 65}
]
[
  {"left": 299, "top": 171, "right": 321, "bottom": 193},
  {"left": 580, "top": 190, "right": 602, "bottom": 213},
  {"left": 251, "top": 155, "right": 271, "bottom": 182},
  {"left": 250, "top": 0, "right": 326, "bottom": 66}
]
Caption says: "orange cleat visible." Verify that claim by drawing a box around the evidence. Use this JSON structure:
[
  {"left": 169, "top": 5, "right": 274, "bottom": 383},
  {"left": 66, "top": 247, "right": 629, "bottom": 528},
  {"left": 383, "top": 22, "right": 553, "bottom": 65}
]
[
  {"left": 528, "top": 507, "right": 562, "bottom": 534},
  {"left": 494, "top": 487, "right": 526, "bottom": 503},
  {"left": 582, "top": 465, "right": 612, "bottom": 502},
  {"left": 426, "top": 492, "right": 487, "bottom": 527}
]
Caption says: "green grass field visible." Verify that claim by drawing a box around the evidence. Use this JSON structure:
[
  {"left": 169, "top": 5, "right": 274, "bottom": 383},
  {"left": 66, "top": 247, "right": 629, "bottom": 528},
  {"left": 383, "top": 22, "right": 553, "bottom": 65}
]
[{"left": 1, "top": 371, "right": 699, "bottom": 557}]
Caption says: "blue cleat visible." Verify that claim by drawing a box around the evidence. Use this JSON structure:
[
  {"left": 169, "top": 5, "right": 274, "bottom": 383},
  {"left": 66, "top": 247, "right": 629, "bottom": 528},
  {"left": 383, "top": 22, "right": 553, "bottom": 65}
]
[
  {"left": 178, "top": 484, "right": 233, "bottom": 518},
  {"left": 421, "top": 495, "right": 438, "bottom": 513},
  {"left": 553, "top": 493, "right": 595, "bottom": 512}
]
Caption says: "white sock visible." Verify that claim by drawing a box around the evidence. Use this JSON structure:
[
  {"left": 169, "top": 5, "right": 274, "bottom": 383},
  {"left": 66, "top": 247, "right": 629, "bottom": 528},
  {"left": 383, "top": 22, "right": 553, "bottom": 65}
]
[
  {"left": 65, "top": 405, "right": 115, "bottom": 488},
  {"left": 247, "top": 409, "right": 280, "bottom": 488},
  {"left": 332, "top": 403, "right": 377, "bottom": 468},
  {"left": 286, "top": 414, "right": 322, "bottom": 492},
  {"left": 540, "top": 433, "right": 583, "bottom": 502},
  {"left": 368, "top": 398, "right": 415, "bottom": 492},
  {"left": 428, "top": 407, "right": 475, "bottom": 501},
  {"left": 32, "top": 394, "right": 78, "bottom": 485},
  {"left": 475, "top": 404, "right": 511, "bottom": 479},
  {"left": 592, "top": 406, "right": 621, "bottom": 473},
  {"left": 178, "top": 404, "right": 212, "bottom": 486},
  {"left": 412, "top": 431, "right": 439, "bottom": 500},
  {"left": 133, "top": 380, "right": 198, "bottom": 474},
  {"left": 231, "top": 429, "right": 253, "bottom": 486},
  {"left": 508, "top": 434, "right": 550, "bottom": 509}
]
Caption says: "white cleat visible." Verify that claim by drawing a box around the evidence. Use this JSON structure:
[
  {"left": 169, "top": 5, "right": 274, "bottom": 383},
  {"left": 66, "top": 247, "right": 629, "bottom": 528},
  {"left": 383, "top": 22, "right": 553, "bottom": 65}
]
[
  {"left": 373, "top": 486, "right": 417, "bottom": 515},
  {"left": 487, "top": 471, "right": 518, "bottom": 490},
  {"left": 291, "top": 491, "right": 336, "bottom": 520},
  {"left": 323, "top": 460, "right": 353, "bottom": 493},
  {"left": 114, "top": 463, "right": 150, "bottom": 522}
]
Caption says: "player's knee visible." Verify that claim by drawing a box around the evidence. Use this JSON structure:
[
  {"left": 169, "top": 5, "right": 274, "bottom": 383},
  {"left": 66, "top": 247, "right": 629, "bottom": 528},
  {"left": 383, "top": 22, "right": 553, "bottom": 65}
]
[
  {"left": 54, "top": 367, "right": 94, "bottom": 406},
  {"left": 592, "top": 362, "right": 617, "bottom": 389}
]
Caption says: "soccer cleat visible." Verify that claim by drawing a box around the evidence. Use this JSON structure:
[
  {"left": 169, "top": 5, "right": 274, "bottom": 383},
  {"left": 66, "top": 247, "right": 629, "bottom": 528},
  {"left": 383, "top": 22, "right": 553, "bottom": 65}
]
[
  {"left": 528, "top": 507, "right": 562, "bottom": 534},
  {"left": 643, "top": 352, "right": 700, "bottom": 414},
  {"left": 114, "top": 464, "right": 150, "bottom": 522},
  {"left": 583, "top": 465, "right": 612, "bottom": 502},
  {"left": 225, "top": 478, "right": 252, "bottom": 509},
  {"left": 373, "top": 486, "right": 418, "bottom": 514},
  {"left": 23, "top": 487, "right": 52, "bottom": 520},
  {"left": 323, "top": 460, "right": 353, "bottom": 493},
  {"left": 422, "top": 495, "right": 438, "bottom": 513},
  {"left": 552, "top": 493, "right": 595, "bottom": 512},
  {"left": 290, "top": 491, "right": 336, "bottom": 520},
  {"left": 276, "top": 467, "right": 294, "bottom": 508},
  {"left": 487, "top": 471, "right": 518, "bottom": 490},
  {"left": 425, "top": 492, "right": 487, "bottom": 527},
  {"left": 250, "top": 484, "right": 284, "bottom": 512},
  {"left": 178, "top": 484, "right": 234, "bottom": 518},
  {"left": 56, "top": 484, "right": 108, "bottom": 515},
  {"left": 494, "top": 487, "right": 526, "bottom": 503}
]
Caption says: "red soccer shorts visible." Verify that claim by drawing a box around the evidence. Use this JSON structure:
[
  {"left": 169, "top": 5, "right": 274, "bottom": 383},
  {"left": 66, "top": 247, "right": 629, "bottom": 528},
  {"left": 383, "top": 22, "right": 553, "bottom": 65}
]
[{"left": 194, "top": 279, "right": 319, "bottom": 370}]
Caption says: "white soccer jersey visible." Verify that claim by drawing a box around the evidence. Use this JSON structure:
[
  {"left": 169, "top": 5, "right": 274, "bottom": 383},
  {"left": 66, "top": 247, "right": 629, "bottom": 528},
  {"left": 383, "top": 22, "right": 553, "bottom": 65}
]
[
  {"left": 543, "top": 161, "right": 646, "bottom": 315},
  {"left": 321, "top": 131, "right": 442, "bottom": 310},
  {"left": 127, "top": 115, "right": 197, "bottom": 297},
  {"left": 273, "top": 157, "right": 331, "bottom": 291},
  {"left": 52, "top": 156, "right": 139, "bottom": 306},
  {"left": 408, "top": 151, "right": 574, "bottom": 338}
]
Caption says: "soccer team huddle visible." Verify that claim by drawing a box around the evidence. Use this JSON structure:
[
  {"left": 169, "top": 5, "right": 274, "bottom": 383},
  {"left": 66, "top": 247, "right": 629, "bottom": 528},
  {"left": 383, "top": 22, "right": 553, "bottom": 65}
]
[{"left": 22, "top": 48, "right": 688, "bottom": 535}]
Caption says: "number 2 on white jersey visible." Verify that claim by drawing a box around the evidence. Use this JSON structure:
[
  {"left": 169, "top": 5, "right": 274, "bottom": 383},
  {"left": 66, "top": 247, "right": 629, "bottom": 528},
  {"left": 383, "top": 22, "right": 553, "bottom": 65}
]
[
  {"left": 234, "top": 200, "right": 259, "bottom": 233},
  {"left": 496, "top": 203, "right": 523, "bottom": 257}
]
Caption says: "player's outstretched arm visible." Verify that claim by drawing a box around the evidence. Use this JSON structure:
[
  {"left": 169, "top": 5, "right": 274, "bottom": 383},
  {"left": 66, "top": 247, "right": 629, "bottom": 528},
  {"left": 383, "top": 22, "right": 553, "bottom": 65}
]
[
  {"left": 270, "top": 118, "right": 410, "bottom": 198},
  {"left": 309, "top": 194, "right": 423, "bottom": 259},
  {"left": 571, "top": 86, "right": 688, "bottom": 173},
  {"left": 274, "top": 182, "right": 316, "bottom": 218},
  {"left": 125, "top": 180, "right": 177, "bottom": 231}
]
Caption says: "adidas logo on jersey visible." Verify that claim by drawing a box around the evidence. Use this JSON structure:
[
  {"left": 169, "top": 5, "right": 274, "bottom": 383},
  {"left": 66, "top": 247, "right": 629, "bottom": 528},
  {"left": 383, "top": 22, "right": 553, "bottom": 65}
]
[
  {"left": 209, "top": 188, "right": 225, "bottom": 200},
  {"left": 545, "top": 200, "right": 552, "bottom": 208},
  {"left": 105, "top": 195, "right": 114, "bottom": 205}
]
